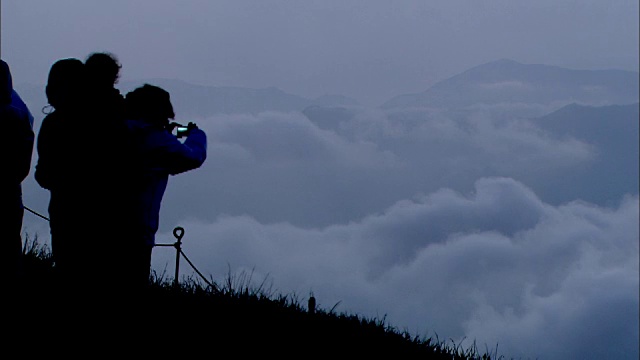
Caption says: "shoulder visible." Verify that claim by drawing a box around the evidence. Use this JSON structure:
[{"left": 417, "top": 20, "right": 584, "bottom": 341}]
[
  {"left": 41, "top": 109, "right": 75, "bottom": 126},
  {"left": 125, "top": 118, "right": 155, "bottom": 133},
  {"left": 38, "top": 112, "right": 67, "bottom": 138}
]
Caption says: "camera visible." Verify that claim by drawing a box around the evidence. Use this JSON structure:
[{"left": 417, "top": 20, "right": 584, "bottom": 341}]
[
  {"left": 176, "top": 125, "right": 190, "bottom": 138},
  {"left": 168, "top": 122, "right": 194, "bottom": 138}
]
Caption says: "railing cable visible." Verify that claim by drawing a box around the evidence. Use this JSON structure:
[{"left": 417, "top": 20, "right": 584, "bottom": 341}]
[
  {"left": 23, "top": 204, "right": 215, "bottom": 290},
  {"left": 23, "top": 205, "right": 50, "bottom": 222}
]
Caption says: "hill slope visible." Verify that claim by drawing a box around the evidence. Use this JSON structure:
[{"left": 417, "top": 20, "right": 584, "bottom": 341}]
[{"left": 12, "top": 242, "right": 508, "bottom": 359}]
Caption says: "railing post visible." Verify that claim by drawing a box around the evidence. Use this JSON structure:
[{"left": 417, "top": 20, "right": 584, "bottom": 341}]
[{"left": 172, "top": 226, "right": 185, "bottom": 290}]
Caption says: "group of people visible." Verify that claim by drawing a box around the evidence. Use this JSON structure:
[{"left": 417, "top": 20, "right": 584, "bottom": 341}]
[{"left": 2, "top": 52, "right": 207, "bottom": 306}]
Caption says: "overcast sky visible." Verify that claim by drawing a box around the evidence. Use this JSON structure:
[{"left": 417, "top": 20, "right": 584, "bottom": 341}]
[
  {"left": 2, "top": 0, "right": 638, "bottom": 106},
  {"left": 3, "top": 2, "right": 639, "bottom": 359}
]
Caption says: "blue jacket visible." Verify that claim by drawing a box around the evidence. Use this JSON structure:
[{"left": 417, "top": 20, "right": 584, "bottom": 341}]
[
  {"left": 11, "top": 90, "right": 34, "bottom": 127},
  {"left": 0, "top": 60, "right": 34, "bottom": 198},
  {"left": 126, "top": 119, "right": 207, "bottom": 246}
]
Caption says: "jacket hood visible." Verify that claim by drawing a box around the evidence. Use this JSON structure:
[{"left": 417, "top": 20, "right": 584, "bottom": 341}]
[{"left": 0, "top": 60, "right": 13, "bottom": 104}]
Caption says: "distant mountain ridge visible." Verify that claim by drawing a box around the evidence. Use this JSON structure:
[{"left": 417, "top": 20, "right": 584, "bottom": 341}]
[
  {"left": 118, "top": 78, "right": 360, "bottom": 118},
  {"left": 14, "top": 59, "right": 637, "bottom": 121},
  {"left": 530, "top": 102, "right": 639, "bottom": 205},
  {"left": 381, "top": 59, "right": 639, "bottom": 109},
  {"left": 13, "top": 79, "right": 360, "bottom": 122}
]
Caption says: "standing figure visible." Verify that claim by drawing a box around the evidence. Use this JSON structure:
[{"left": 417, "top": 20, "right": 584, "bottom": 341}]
[
  {"left": 81, "top": 52, "right": 143, "bottom": 299},
  {"left": 36, "top": 53, "right": 139, "bottom": 311},
  {"left": 82, "top": 51, "right": 129, "bottom": 222},
  {"left": 34, "top": 58, "right": 89, "bottom": 292},
  {"left": 0, "top": 59, "right": 35, "bottom": 288},
  {"left": 124, "top": 84, "right": 207, "bottom": 292}
]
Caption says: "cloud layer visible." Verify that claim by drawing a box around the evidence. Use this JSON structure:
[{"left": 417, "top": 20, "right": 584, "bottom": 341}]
[
  {"left": 156, "top": 107, "right": 600, "bottom": 229},
  {"left": 137, "top": 107, "right": 638, "bottom": 360},
  {"left": 153, "top": 177, "right": 638, "bottom": 360},
  {"left": 21, "top": 102, "right": 638, "bottom": 360}
]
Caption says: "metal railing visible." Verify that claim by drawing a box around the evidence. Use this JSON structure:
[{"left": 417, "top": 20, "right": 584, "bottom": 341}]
[{"left": 23, "top": 205, "right": 216, "bottom": 291}]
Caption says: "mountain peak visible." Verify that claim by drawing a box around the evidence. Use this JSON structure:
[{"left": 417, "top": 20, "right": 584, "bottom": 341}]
[
  {"left": 485, "top": 58, "right": 522, "bottom": 66},
  {"left": 466, "top": 58, "right": 528, "bottom": 74},
  {"left": 381, "top": 59, "right": 639, "bottom": 109}
]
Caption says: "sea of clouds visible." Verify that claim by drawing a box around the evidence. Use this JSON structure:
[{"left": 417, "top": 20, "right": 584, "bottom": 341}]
[{"left": 138, "top": 106, "right": 639, "bottom": 360}]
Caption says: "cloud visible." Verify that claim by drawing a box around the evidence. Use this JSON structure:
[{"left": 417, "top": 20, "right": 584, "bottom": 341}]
[
  {"left": 153, "top": 111, "right": 401, "bottom": 228},
  {"left": 18, "top": 66, "right": 636, "bottom": 360},
  {"left": 152, "top": 177, "right": 638, "bottom": 360},
  {"left": 151, "top": 107, "right": 602, "bottom": 233},
  {"left": 203, "top": 111, "right": 398, "bottom": 167},
  {"left": 17, "top": 74, "right": 636, "bottom": 360}
]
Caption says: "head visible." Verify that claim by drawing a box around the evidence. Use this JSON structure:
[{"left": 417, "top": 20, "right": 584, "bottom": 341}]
[
  {"left": 125, "top": 84, "right": 175, "bottom": 126},
  {"left": 0, "top": 59, "right": 13, "bottom": 104},
  {"left": 85, "top": 52, "right": 121, "bottom": 89},
  {"left": 45, "top": 58, "right": 86, "bottom": 110}
]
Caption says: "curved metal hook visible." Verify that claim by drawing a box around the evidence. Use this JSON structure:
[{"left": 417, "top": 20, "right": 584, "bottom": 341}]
[{"left": 173, "top": 226, "right": 185, "bottom": 241}]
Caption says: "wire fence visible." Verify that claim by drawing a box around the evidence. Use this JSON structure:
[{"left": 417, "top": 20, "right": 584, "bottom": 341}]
[{"left": 23, "top": 205, "right": 217, "bottom": 291}]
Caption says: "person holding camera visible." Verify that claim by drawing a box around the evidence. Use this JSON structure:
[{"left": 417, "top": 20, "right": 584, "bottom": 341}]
[{"left": 123, "top": 84, "right": 207, "bottom": 293}]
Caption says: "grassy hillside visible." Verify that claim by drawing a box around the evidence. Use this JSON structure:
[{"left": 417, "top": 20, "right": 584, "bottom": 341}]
[{"left": 12, "top": 236, "right": 514, "bottom": 359}]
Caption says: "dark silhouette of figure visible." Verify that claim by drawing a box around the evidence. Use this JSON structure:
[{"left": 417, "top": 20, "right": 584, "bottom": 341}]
[
  {"left": 36, "top": 53, "right": 134, "bottom": 304},
  {"left": 0, "top": 59, "right": 35, "bottom": 288},
  {"left": 83, "top": 52, "right": 128, "bottom": 206},
  {"left": 84, "top": 52, "right": 125, "bottom": 116},
  {"left": 81, "top": 52, "right": 140, "bottom": 298},
  {"left": 35, "top": 58, "right": 89, "bottom": 293},
  {"left": 123, "top": 84, "right": 206, "bottom": 291}
]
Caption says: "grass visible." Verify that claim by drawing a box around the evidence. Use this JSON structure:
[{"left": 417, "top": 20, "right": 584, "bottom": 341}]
[{"left": 13, "top": 234, "right": 515, "bottom": 359}]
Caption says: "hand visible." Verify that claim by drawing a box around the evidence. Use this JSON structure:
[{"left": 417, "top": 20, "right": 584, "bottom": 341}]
[
  {"left": 167, "top": 122, "right": 180, "bottom": 131},
  {"left": 187, "top": 122, "right": 198, "bottom": 131}
]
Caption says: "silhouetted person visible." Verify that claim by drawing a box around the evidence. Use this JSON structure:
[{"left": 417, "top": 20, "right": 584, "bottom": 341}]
[
  {"left": 0, "top": 59, "right": 35, "bottom": 289},
  {"left": 81, "top": 52, "right": 141, "bottom": 299},
  {"left": 36, "top": 53, "right": 134, "bottom": 304},
  {"left": 83, "top": 52, "right": 128, "bottom": 203},
  {"left": 124, "top": 84, "right": 206, "bottom": 292},
  {"left": 84, "top": 52, "right": 125, "bottom": 118},
  {"left": 35, "top": 58, "right": 89, "bottom": 293}
]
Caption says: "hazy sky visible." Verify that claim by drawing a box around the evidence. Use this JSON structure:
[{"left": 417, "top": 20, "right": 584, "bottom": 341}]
[
  {"left": 3, "top": 2, "right": 639, "bottom": 359},
  {"left": 1, "top": 0, "right": 638, "bottom": 106}
]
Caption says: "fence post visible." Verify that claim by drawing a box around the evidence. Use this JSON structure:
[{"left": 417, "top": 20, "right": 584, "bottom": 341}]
[{"left": 172, "top": 226, "right": 185, "bottom": 289}]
